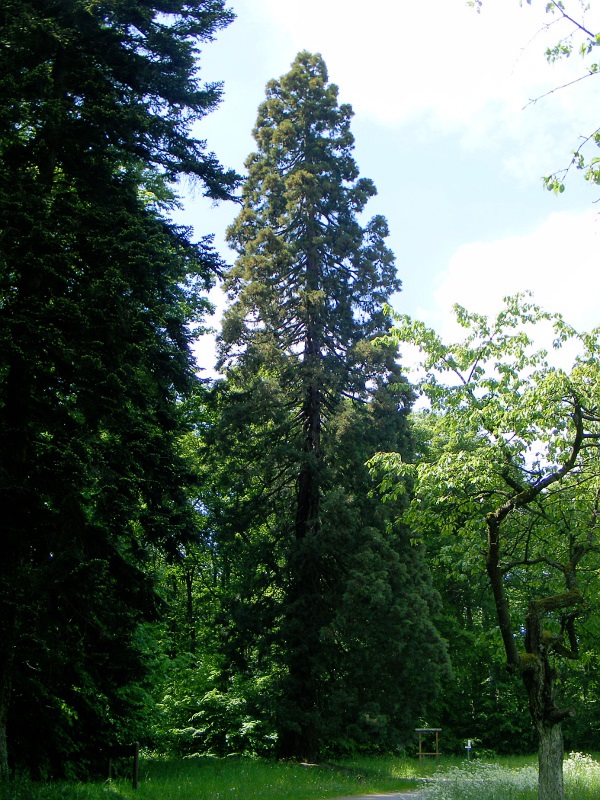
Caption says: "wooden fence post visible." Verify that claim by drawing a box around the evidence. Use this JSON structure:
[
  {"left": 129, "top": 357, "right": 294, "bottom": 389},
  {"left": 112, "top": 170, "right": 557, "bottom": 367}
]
[
  {"left": 133, "top": 741, "right": 139, "bottom": 790},
  {"left": 105, "top": 742, "right": 139, "bottom": 789}
]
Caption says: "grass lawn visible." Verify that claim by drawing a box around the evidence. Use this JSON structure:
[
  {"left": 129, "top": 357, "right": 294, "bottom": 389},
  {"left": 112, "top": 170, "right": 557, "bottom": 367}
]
[
  {"left": 0, "top": 754, "right": 418, "bottom": 800},
  {"left": 1, "top": 751, "right": 600, "bottom": 800}
]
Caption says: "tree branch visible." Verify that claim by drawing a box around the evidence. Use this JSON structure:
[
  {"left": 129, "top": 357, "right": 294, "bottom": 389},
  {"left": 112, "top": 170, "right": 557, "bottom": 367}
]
[
  {"left": 523, "top": 70, "right": 598, "bottom": 110},
  {"left": 551, "top": 2, "right": 596, "bottom": 39}
]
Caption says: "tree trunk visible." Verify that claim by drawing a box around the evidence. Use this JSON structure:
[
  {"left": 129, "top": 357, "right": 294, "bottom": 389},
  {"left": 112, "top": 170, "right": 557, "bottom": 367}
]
[
  {"left": 521, "top": 598, "right": 578, "bottom": 800},
  {"left": 0, "top": 682, "right": 9, "bottom": 781},
  {"left": 184, "top": 566, "right": 196, "bottom": 655},
  {"left": 0, "top": 350, "right": 29, "bottom": 782},
  {"left": 521, "top": 660, "right": 567, "bottom": 800},
  {"left": 278, "top": 387, "right": 322, "bottom": 761},
  {"left": 537, "top": 722, "right": 564, "bottom": 800},
  {"left": 486, "top": 510, "right": 580, "bottom": 800},
  {"left": 0, "top": 634, "right": 14, "bottom": 782},
  {"left": 277, "top": 232, "right": 325, "bottom": 761}
]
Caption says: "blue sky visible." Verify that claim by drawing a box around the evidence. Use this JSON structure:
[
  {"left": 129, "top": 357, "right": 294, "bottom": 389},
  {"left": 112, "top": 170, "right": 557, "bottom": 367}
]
[{"left": 175, "top": 0, "right": 600, "bottom": 373}]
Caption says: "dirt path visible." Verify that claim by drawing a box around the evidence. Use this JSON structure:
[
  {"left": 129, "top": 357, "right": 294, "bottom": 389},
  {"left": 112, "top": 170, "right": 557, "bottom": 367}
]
[{"left": 327, "top": 792, "right": 424, "bottom": 800}]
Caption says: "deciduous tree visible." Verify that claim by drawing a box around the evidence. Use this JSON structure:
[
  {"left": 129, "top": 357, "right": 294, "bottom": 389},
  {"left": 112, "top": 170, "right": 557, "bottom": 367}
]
[{"left": 372, "top": 295, "right": 600, "bottom": 800}]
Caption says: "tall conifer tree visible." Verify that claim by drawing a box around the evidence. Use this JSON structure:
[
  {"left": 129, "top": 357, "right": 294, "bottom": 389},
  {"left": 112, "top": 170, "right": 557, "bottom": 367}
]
[
  {"left": 215, "top": 52, "right": 447, "bottom": 759},
  {"left": 0, "top": 0, "right": 237, "bottom": 777}
]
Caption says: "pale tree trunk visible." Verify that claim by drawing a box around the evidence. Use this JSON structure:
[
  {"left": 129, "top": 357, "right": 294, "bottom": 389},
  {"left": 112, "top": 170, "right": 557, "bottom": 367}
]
[
  {"left": 537, "top": 722, "right": 564, "bottom": 800},
  {"left": 522, "top": 596, "right": 578, "bottom": 800},
  {"left": 522, "top": 656, "right": 567, "bottom": 800}
]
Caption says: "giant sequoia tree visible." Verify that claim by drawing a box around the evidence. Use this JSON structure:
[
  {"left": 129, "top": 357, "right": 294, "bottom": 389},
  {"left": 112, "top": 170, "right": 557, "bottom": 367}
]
[
  {"left": 210, "top": 52, "right": 448, "bottom": 759},
  {"left": 0, "top": 0, "right": 237, "bottom": 779}
]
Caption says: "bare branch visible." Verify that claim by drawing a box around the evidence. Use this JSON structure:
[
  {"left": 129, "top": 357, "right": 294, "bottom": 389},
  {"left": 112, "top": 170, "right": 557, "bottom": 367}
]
[{"left": 523, "top": 70, "right": 598, "bottom": 110}]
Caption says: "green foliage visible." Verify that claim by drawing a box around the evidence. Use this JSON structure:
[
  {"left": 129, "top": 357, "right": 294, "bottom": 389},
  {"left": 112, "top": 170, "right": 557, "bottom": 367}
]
[
  {"left": 221, "top": 51, "right": 399, "bottom": 380},
  {"left": 0, "top": 0, "right": 237, "bottom": 780},
  {"left": 430, "top": 568, "right": 536, "bottom": 755},
  {"left": 372, "top": 295, "right": 600, "bottom": 796},
  {"left": 180, "top": 51, "right": 448, "bottom": 760}
]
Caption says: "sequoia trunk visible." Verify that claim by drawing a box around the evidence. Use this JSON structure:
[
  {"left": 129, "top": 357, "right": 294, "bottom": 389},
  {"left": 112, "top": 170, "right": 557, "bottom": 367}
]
[{"left": 278, "top": 380, "right": 323, "bottom": 760}]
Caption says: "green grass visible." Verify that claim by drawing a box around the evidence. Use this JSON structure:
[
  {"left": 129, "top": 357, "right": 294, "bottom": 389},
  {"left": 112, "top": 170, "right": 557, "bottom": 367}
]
[
  {"left": 0, "top": 754, "right": 417, "bottom": 800},
  {"left": 2, "top": 751, "right": 600, "bottom": 800}
]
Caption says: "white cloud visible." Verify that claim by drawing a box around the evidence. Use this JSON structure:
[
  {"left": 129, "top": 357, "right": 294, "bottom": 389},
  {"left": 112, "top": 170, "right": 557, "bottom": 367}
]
[
  {"left": 250, "top": 0, "right": 600, "bottom": 181},
  {"left": 259, "top": 0, "right": 534, "bottom": 122},
  {"left": 422, "top": 209, "right": 600, "bottom": 338}
]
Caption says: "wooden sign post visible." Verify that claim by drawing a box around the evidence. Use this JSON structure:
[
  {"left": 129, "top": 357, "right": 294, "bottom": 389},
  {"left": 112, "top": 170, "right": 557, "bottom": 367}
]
[{"left": 415, "top": 728, "right": 441, "bottom": 765}]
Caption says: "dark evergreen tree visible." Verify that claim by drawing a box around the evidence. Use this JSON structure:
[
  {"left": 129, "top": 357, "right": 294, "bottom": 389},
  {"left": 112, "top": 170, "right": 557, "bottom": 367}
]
[
  {"left": 0, "top": 0, "right": 238, "bottom": 778},
  {"left": 209, "top": 51, "right": 448, "bottom": 759}
]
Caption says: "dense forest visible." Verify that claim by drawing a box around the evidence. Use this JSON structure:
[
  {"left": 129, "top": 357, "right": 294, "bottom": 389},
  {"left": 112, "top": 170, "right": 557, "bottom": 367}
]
[{"left": 1, "top": 3, "right": 600, "bottom": 800}]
